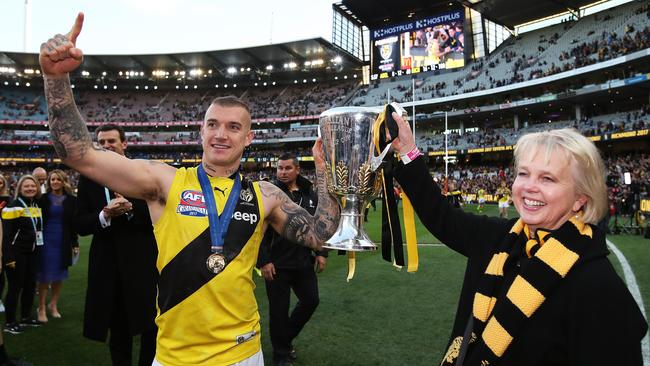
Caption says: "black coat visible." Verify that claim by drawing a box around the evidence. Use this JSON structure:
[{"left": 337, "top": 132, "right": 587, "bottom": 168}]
[
  {"left": 257, "top": 175, "right": 327, "bottom": 270},
  {"left": 38, "top": 193, "right": 79, "bottom": 269},
  {"left": 74, "top": 175, "right": 158, "bottom": 341},
  {"left": 394, "top": 157, "right": 648, "bottom": 366},
  {"left": 2, "top": 196, "right": 41, "bottom": 262}
]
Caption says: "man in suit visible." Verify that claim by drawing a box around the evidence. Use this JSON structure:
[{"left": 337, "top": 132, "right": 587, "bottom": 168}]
[
  {"left": 257, "top": 154, "right": 328, "bottom": 366},
  {"left": 74, "top": 124, "right": 158, "bottom": 366}
]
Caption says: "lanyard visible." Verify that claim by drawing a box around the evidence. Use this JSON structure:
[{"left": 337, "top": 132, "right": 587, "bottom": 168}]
[
  {"left": 197, "top": 165, "right": 241, "bottom": 254},
  {"left": 17, "top": 197, "right": 42, "bottom": 232}
]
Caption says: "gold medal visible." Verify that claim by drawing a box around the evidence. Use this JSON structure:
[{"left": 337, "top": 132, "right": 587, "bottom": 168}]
[{"left": 206, "top": 253, "right": 226, "bottom": 274}]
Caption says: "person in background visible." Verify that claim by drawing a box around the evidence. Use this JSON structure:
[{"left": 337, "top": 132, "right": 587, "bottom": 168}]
[
  {"left": 0, "top": 217, "right": 32, "bottom": 366},
  {"left": 31, "top": 168, "right": 47, "bottom": 195},
  {"left": 389, "top": 109, "right": 647, "bottom": 366},
  {"left": 75, "top": 124, "right": 158, "bottom": 366},
  {"left": 0, "top": 175, "right": 10, "bottom": 313},
  {"left": 496, "top": 180, "right": 511, "bottom": 218},
  {"left": 36, "top": 169, "right": 79, "bottom": 323},
  {"left": 1, "top": 175, "right": 44, "bottom": 335},
  {"left": 257, "top": 154, "right": 328, "bottom": 366}
]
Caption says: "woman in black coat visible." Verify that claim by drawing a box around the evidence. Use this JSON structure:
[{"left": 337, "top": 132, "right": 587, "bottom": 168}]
[
  {"left": 36, "top": 169, "right": 79, "bottom": 323},
  {"left": 387, "top": 110, "right": 647, "bottom": 366},
  {"left": 1, "top": 175, "right": 43, "bottom": 334}
]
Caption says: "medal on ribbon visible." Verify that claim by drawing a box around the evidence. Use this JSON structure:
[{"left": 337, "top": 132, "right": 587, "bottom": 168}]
[{"left": 197, "top": 165, "right": 242, "bottom": 274}]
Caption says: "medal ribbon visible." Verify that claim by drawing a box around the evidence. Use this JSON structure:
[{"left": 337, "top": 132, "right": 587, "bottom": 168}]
[{"left": 197, "top": 165, "right": 241, "bottom": 254}]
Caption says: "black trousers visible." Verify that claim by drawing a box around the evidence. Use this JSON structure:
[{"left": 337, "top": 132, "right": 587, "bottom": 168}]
[
  {"left": 108, "top": 279, "right": 157, "bottom": 366},
  {"left": 4, "top": 251, "right": 37, "bottom": 324},
  {"left": 265, "top": 267, "right": 319, "bottom": 361}
]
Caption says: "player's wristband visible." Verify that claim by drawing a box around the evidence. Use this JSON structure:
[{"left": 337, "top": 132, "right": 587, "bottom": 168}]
[{"left": 400, "top": 146, "right": 422, "bottom": 164}]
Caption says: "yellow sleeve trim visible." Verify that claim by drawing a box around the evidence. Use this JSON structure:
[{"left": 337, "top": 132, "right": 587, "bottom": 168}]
[{"left": 1, "top": 207, "right": 24, "bottom": 220}]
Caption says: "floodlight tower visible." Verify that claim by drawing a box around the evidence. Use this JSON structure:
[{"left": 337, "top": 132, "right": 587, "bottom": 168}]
[{"left": 24, "top": 0, "right": 32, "bottom": 52}]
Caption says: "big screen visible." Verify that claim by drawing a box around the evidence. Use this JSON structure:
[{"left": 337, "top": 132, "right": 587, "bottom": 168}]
[{"left": 370, "top": 10, "right": 465, "bottom": 81}]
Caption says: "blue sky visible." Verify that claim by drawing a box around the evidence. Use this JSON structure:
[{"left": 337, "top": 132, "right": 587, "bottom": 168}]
[{"left": 0, "top": 0, "right": 335, "bottom": 55}]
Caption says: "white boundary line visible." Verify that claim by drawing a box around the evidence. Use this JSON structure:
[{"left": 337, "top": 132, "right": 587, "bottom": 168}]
[{"left": 606, "top": 239, "right": 650, "bottom": 366}]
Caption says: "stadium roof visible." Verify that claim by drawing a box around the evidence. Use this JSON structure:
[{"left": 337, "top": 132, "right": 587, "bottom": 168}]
[
  {"left": 339, "top": 0, "right": 599, "bottom": 29},
  {"left": 0, "top": 38, "right": 363, "bottom": 81}
]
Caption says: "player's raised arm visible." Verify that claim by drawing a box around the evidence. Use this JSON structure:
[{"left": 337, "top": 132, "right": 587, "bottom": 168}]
[
  {"left": 262, "top": 139, "right": 339, "bottom": 250},
  {"left": 40, "top": 13, "right": 175, "bottom": 202}
]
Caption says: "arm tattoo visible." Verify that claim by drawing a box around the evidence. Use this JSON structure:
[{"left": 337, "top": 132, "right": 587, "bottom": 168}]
[
  {"left": 44, "top": 75, "right": 93, "bottom": 161},
  {"left": 261, "top": 170, "right": 340, "bottom": 250}
]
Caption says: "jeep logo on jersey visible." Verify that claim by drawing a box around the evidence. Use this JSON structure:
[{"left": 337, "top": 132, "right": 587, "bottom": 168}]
[
  {"left": 177, "top": 190, "right": 208, "bottom": 216},
  {"left": 232, "top": 211, "right": 258, "bottom": 225}
]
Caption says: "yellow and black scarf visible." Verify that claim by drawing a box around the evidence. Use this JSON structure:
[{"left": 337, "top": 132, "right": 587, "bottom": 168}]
[{"left": 441, "top": 217, "right": 594, "bottom": 366}]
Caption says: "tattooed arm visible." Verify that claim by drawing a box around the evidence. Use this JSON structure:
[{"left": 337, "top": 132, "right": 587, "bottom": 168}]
[
  {"left": 39, "top": 13, "right": 175, "bottom": 218},
  {"left": 262, "top": 139, "right": 340, "bottom": 250}
]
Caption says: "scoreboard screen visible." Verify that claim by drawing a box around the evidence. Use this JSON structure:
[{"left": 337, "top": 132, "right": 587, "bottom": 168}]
[{"left": 370, "top": 9, "right": 465, "bottom": 81}]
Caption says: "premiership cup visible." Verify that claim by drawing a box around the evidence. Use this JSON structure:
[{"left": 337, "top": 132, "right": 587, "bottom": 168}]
[{"left": 319, "top": 106, "right": 385, "bottom": 251}]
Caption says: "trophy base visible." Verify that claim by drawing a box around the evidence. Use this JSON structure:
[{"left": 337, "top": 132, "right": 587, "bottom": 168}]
[{"left": 323, "top": 212, "right": 377, "bottom": 252}]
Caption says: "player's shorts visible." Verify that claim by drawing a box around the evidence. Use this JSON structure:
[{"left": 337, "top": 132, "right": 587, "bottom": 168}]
[
  {"left": 478, "top": 198, "right": 486, "bottom": 204},
  {"left": 498, "top": 201, "right": 509, "bottom": 209}
]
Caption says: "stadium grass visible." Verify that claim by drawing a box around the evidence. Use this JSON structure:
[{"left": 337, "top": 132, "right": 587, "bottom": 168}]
[{"left": 2, "top": 203, "right": 648, "bottom": 365}]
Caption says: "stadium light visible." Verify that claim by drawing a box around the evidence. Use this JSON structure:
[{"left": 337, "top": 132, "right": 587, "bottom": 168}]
[
  {"left": 135, "top": 86, "right": 139, "bottom": 89},
  {"left": 294, "top": 80, "right": 297, "bottom": 84},
  {"left": 233, "top": 84, "right": 237, "bottom": 88},
  {"left": 228, "top": 67, "right": 237, "bottom": 74},
  {"left": 0, "top": 67, "right": 16, "bottom": 74},
  {"left": 332, "top": 56, "right": 342, "bottom": 64},
  {"left": 184, "top": 85, "right": 188, "bottom": 89},
  {"left": 2, "top": 81, "right": 7, "bottom": 86},
  {"left": 304, "top": 61, "right": 311, "bottom": 66},
  {"left": 103, "top": 85, "right": 107, "bottom": 89},
  {"left": 266, "top": 65, "right": 273, "bottom": 71},
  {"left": 193, "top": 85, "right": 197, "bottom": 89},
  {"left": 176, "top": 85, "right": 179, "bottom": 89},
  {"left": 119, "top": 71, "right": 123, "bottom": 76},
  {"left": 154, "top": 86, "right": 158, "bottom": 90},
  {"left": 215, "top": 84, "right": 219, "bottom": 88},
  {"left": 145, "top": 86, "right": 149, "bottom": 90},
  {"left": 263, "top": 82, "right": 267, "bottom": 86},
  {"left": 254, "top": 82, "right": 258, "bottom": 86},
  {"left": 93, "top": 85, "right": 98, "bottom": 89},
  {"left": 272, "top": 81, "right": 275, "bottom": 86},
  {"left": 113, "top": 86, "right": 117, "bottom": 90},
  {"left": 303, "top": 79, "right": 307, "bottom": 83},
  {"left": 25, "top": 82, "right": 30, "bottom": 87},
  {"left": 24, "top": 69, "right": 35, "bottom": 74},
  {"left": 224, "top": 84, "right": 228, "bottom": 88},
  {"left": 81, "top": 71, "right": 90, "bottom": 76},
  {"left": 102, "top": 71, "right": 107, "bottom": 76},
  {"left": 312, "top": 78, "right": 316, "bottom": 82},
  {"left": 334, "top": 76, "right": 338, "bottom": 80},
  {"left": 71, "top": 84, "right": 75, "bottom": 89},
  {"left": 189, "top": 69, "right": 202, "bottom": 76}
]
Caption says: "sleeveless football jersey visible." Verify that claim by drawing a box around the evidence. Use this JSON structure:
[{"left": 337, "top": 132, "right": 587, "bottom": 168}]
[{"left": 153, "top": 167, "right": 266, "bottom": 365}]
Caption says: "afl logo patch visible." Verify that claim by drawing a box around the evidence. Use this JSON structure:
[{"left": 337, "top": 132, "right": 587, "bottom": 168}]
[{"left": 177, "top": 190, "right": 208, "bottom": 216}]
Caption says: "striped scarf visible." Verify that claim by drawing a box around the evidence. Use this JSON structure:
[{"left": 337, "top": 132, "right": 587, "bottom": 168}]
[{"left": 441, "top": 217, "right": 593, "bottom": 366}]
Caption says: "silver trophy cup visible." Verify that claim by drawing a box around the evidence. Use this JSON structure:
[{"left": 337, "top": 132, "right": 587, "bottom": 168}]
[{"left": 319, "top": 106, "right": 384, "bottom": 251}]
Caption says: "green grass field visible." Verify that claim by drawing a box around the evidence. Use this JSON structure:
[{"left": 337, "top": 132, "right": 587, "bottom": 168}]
[{"left": 2, "top": 203, "right": 648, "bottom": 365}]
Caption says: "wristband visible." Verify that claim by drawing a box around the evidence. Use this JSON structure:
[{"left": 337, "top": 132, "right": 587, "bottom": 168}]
[{"left": 400, "top": 146, "right": 422, "bottom": 164}]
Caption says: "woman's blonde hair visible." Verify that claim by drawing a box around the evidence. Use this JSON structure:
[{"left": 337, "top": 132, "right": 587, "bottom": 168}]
[
  {"left": 513, "top": 128, "right": 607, "bottom": 224},
  {"left": 0, "top": 174, "right": 8, "bottom": 196},
  {"left": 14, "top": 174, "right": 42, "bottom": 200},
  {"left": 46, "top": 169, "right": 74, "bottom": 195}
]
